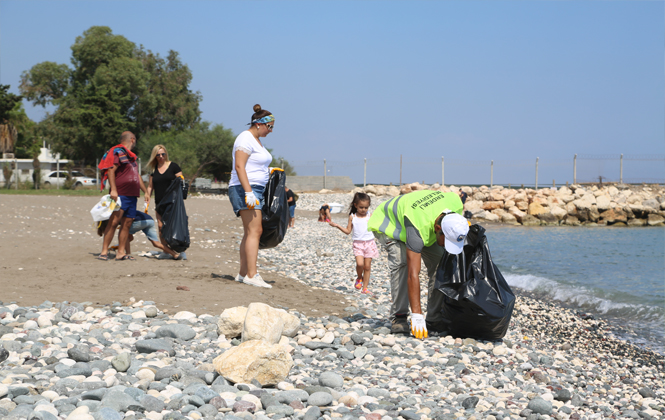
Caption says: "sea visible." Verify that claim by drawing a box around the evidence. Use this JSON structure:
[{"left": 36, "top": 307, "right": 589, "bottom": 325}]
[{"left": 483, "top": 225, "right": 665, "bottom": 354}]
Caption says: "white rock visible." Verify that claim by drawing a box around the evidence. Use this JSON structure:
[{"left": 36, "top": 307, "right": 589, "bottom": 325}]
[
  {"left": 217, "top": 306, "right": 248, "bottom": 339},
  {"left": 132, "top": 311, "right": 146, "bottom": 319},
  {"left": 66, "top": 406, "right": 94, "bottom": 420},
  {"left": 173, "top": 311, "right": 197, "bottom": 320},
  {"left": 24, "top": 320, "right": 38, "bottom": 330},
  {"left": 321, "top": 331, "right": 335, "bottom": 344},
  {"left": 242, "top": 303, "right": 284, "bottom": 344},
  {"left": 40, "top": 390, "right": 59, "bottom": 401}
]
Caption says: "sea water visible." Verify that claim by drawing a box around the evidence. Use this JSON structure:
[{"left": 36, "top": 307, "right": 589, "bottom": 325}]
[{"left": 483, "top": 225, "right": 665, "bottom": 354}]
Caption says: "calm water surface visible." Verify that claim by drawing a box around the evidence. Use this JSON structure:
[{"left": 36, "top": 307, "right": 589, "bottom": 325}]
[{"left": 483, "top": 225, "right": 665, "bottom": 354}]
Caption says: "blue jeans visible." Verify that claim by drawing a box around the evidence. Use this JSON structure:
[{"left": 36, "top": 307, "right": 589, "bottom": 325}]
[
  {"left": 129, "top": 218, "right": 159, "bottom": 242},
  {"left": 229, "top": 184, "right": 265, "bottom": 217}
]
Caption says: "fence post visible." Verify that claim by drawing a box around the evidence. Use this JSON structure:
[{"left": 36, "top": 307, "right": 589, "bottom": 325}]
[
  {"left": 280, "top": 158, "right": 284, "bottom": 170},
  {"left": 363, "top": 158, "right": 367, "bottom": 187},
  {"left": 535, "top": 157, "right": 539, "bottom": 190},
  {"left": 441, "top": 156, "right": 444, "bottom": 186},
  {"left": 96, "top": 159, "right": 99, "bottom": 187},
  {"left": 323, "top": 159, "right": 326, "bottom": 189},
  {"left": 56, "top": 156, "right": 60, "bottom": 190},
  {"left": 573, "top": 154, "right": 577, "bottom": 184},
  {"left": 399, "top": 154, "right": 402, "bottom": 186},
  {"left": 14, "top": 158, "right": 18, "bottom": 190},
  {"left": 620, "top": 153, "right": 623, "bottom": 184},
  {"left": 490, "top": 160, "right": 494, "bottom": 187}
]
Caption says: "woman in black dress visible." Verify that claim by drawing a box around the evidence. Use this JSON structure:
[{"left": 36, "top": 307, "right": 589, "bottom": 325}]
[{"left": 146, "top": 144, "right": 184, "bottom": 260}]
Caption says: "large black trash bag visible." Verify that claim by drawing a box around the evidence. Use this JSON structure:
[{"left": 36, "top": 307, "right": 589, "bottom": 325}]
[
  {"left": 259, "top": 170, "right": 289, "bottom": 249},
  {"left": 155, "top": 177, "right": 190, "bottom": 253},
  {"left": 434, "top": 224, "right": 515, "bottom": 340}
]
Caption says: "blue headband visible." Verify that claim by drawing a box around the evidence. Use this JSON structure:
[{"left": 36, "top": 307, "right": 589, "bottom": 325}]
[{"left": 249, "top": 115, "right": 275, "bottom": 125}]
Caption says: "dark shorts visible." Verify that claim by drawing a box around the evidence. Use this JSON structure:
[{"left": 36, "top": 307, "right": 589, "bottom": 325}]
[
  {"left": 119, "top": 196, "right": 138, "bottom": 219},
  {"left": 229, "top": 184, "right": 265, "bottom": 217},
  {"left": 320, "top": 205, "right": 329, "bottom": 211},
  {"left": 289, "top": 205, "right": 296, "bottom": 218}
]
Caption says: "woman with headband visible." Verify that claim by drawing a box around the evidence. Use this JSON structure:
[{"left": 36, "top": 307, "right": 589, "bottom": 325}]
[{"left": 228, "top": 104, "right": 275, "bottom": 288}]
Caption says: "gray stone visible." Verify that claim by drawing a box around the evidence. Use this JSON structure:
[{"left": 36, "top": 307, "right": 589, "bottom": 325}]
[
  {"left": 527, "top": 398, "right": 552, "bottom": 415},
  {"left": 266, "top": 404, "right": 295, "bottom": 415},
  {"left": 319, "top": 371, "right": 344, "bottom": 388},
  {"left": 198, "top": 404, "right": 218, "bottom": 418},
  {"left": 155, "top": 367, "right": 183, "bottom": 381},
  {"left": 638, "top": 387, "right": 656, "bottom": 398},
  {"left": 140, "top": 395, "right": 165, "bottom": 412},
  {"left": 135, "top": 339, "right": 175, "bottom": 356},
  {"left": 399, "top": 410, "right": 422, "bottom": 420},
  {"left": 307, "top": 391, "right": 333, "bottom": 406},
  {"left": 260, "top": 395, "right": 280, "bottom": 409},
  {"left": 156, "top": 324, "right": 197, "bottom": 341},
  {"left": 571, "top": 393, "right": 584, "bottom": 407},
  {"left": 8, "top": 405, "right": 35, "bottom": 419},
  {"left": 209, "top": 396, "right": 227, "bottom": 410},
  {"left": 81, "top": 388, "right": 107, "bottom": 401},
  {"left": 304, "top": 386, "right": 331, "bottom": 395},
  {"left": 276, "top": 390, "right": 309, "bottom": 404},
  {"left": 554, "top": 388, "right": 572, "bottom": 402},
  {"left": 462, "top": 396, "right": 479, "bottom": 409},
  {"left": 100, "top": 389, "right": 145, "bottom": 412},
  {"left": 67, "top": 346, "right": 91, "bottom": 362},
  {"left": 97, "top": 407, "right": 124, "bottom": 420},
  {"left": 304, "top": 341, "right": 331, "bottom": 350},
  {"left": 27, "top": 411, "right": 58, "bottom": 420},
  {"left": 145, "top": 307, "right": 159, "bottom": 317},
  {"left": 195, "top": 386, "right": 220, "bottom": 403},
  {"left": 111, "top": 353, "right": 131, "bottom": 373},
  {"left": 303, "top": 406, "right": 321, "bottom": 420}
]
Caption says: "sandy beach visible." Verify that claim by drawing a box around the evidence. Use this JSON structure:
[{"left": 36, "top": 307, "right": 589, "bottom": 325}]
[{"left": 0, "top": 194, "right": 351, "bottom": 317}]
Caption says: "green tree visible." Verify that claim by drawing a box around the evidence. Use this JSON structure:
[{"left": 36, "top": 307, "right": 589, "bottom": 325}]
[
  {"left": 0, "top": 85, "right": 23, "bottom": 121},
  {"left": 20, "top": 26, "right": 201, "bottom": 164}
]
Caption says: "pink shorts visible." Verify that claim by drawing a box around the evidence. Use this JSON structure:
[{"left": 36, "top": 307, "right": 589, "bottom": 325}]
[{"left": 352, "top": 239, "right": 379, "bottom": 259}]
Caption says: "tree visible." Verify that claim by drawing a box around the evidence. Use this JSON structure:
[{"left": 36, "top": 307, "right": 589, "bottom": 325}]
[
  {"left": 20, "top": 26, "right": 201, "bottom": 164},
  {"left": 0, "top": 85, "right": 24, "bottom": 155},
  {"left": 270, "top": 154, "right": 297, "bottom": 176}
]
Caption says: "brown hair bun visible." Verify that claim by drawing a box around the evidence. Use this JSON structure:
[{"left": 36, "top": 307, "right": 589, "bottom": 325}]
[{"left": 253, "top": 104, "right": 262, "bottom": 113}]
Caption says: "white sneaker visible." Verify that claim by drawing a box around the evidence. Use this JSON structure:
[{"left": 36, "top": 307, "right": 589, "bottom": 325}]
[
  {"left": 234, "top": 274, "right": 244, "bottom": 282},
  {"left": 243, "top": 274, "right": 272, "bottom": 289}
]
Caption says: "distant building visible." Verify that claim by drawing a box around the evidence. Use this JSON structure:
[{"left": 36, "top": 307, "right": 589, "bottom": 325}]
[{"left": 0, "top": 143, "right": 69, "bottom": 186}]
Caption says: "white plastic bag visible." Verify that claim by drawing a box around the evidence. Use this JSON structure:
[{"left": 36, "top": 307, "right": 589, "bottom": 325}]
[{"left": 90, "top": 195, "right": 121, "bottom": 222}]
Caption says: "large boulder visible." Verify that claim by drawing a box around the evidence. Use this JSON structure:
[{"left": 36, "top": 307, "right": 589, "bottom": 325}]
[
  {"left": 277, "top": 310, "right": 301, "bottom": 337},
  {"left": 464, "top": 200, "right": 483, "bottom": 213},
  {"left": 550, "top": 205, "right": 568, "bottom": 221},
  {"left": 563, "top": 215, "right": 581, "bottom": 226},
  {"left": 536, "top": 212, "right": 559, "bottom": 225},
  {"left": 489, "top": 191, "right": 505, "bottom": 201},
  {"left": 213, "top": 340, "right": 293, "bottom": 386},
  {"left": 647, "top": 214, "right": 664, "bottom": 226},
  {"left": 217, "top": 307, "right": 248, "bottom": 339},
  {"left": 599, "top": 209, "right": 627, "bottom": 224},
  {"left": 387, "top": 186, "right": 401, "bottom": 196},
  {"left": 596, "top": 195, "right": 611, "bottom": 211},
  {"left": 508, "top": 206, "right": 527, "bottom": 223},
  {"left": 528, "top": 202, "right": 548, "bottom": 216},
  {"left": 516, "top": 201, "right": 529, "bottom": 211},
  {"left": 483, "top": 201, "right": 504, "bottom": 211},
  {"left": 642, "top": 199, "right": 660, "bottom": 210},
  {"left": 521, "top": 215, "right": 541, "bottom": 226},
  {"left": 363, "top": 185, "right": 378, "bottom": 195},
  {"left": 473, "top": 192, "right": 488, "bottom": 201},
  {"left": 242, "top": 303, "right": 284, "bottom": 344}
]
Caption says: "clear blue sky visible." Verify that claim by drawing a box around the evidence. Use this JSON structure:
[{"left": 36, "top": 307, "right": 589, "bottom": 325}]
[{"left": 1, "top": 0, "right": 663, "bottom": 185}]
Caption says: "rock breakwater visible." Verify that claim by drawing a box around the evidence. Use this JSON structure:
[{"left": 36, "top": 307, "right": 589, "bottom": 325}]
[{"left": 306, "top": 183, "right": 665, "bottom": 227}]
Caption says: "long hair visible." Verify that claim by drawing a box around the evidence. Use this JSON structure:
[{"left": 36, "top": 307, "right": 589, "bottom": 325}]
[
  {"left": 349, "top": 192, "right": 371, "bottom": 215},
  {"left": 97, "top": 219, "right": 109, "bottom": 236},
  {"left": 147, "top": 144, "right": 168, "bottom": 174}
]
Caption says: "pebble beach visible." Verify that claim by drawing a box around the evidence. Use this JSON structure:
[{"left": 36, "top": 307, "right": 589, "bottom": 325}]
[{"left": 0, "top": 193, "right": 663, "bottom": 420}]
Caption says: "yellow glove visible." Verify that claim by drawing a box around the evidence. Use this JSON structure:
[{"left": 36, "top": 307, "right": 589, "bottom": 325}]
[
  {"left": 411, "top": 313, "right": 428, "bottom": 340},
  {"left": 270, "top": 167, "right": 285, "bottom": 175}
]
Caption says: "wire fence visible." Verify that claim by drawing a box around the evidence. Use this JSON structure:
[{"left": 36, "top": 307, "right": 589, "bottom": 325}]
[{"left": 289, "top": 154, "right": 665, "bottom": 187}]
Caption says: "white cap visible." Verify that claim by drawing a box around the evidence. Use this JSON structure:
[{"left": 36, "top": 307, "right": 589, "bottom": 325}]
[{"left": 441, "top": 213, "right": 469, "bottom": 255}]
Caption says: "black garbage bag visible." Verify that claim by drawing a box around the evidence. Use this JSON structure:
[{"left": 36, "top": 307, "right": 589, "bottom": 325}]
[
  {"left": 259, "top": 170, "right": 289, "bottom": 249},
  {"left": 434, "top": 224, "right": 515, "bottom": 340},
  {"left": 155, "top": 177, "right": 190, "bottom": 253}
]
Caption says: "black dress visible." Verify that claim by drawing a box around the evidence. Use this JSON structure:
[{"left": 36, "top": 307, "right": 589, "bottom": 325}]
[{"left": 151, "top": 162, "right": 182, "bottom": 212}]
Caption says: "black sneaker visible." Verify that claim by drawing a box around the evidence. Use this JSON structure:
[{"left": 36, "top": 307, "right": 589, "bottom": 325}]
[{"left": 391, "top": 315, "right": 410, "bottom": 335}]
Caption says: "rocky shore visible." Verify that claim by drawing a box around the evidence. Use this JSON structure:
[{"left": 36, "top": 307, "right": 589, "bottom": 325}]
[
  {"left": 1, "top": 213, "right": 663, "bottom": 420},
  {"left": 315, "top": 183, "right": 665, "bottom": 227}
]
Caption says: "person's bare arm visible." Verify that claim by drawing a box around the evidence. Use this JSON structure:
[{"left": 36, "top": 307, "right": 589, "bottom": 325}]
[
  {"left": 329, "top": 214, "right": 353, "bottom": 234},
  {"left": 108, "top": 164, "right": 119, "bottom": 201},
  {"left": 234, "top": 150, "right": 252, "bottom": 192},
  {"left": 406, "top": 248, "right": 423, "bottom": 314},
  {"left": 146, "top": 175, "right": 153, "bottom": 199}
]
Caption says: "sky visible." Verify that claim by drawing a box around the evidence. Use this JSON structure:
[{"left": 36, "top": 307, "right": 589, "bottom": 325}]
[{"left": 1, "top": 0, "right": 663, "bottom": 186}]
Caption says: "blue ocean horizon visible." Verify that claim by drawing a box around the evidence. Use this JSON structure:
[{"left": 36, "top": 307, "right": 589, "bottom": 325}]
[{"left": 483, "top": 225, "right": 665, "bottom": 354}]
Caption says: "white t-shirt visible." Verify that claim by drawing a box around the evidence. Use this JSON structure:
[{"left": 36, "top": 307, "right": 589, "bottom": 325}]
[
  {"left": 352, "top": 212, "right": 375, "bottom": 241},
  {"left": 229, "top": 131, "right": 273, "bottom": 187}
]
